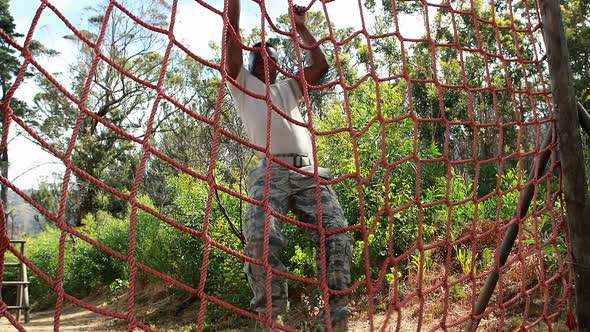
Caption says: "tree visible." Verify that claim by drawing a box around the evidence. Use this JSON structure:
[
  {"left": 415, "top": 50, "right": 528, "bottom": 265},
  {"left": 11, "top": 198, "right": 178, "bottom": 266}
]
[
  {"left": 562, "top": 0, "right": 590, "bottom": 109},
  {"left": 137, "top": 45, "right": 258, "bottom": 246},
  {"left": 32, "top": 0, "right": 171, "bottom": 225},
  {"left": 0, "top": 0, "right": 30, "bottom": 211},
  {"left": 562, "top": 0, "right": 590, "bottom": 186}
]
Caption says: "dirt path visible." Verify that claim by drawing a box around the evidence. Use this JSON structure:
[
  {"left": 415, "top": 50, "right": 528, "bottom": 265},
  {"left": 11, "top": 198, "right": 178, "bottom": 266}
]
[
  {"left": 0, "top": 302, "right": 468, "bottom": 332},
  {"left": 0, "top": 292, "right": 568, "bottom": 332},
  {"left": 0, "top": 303, "right": 415, "bottom": 332},
  {"left": 0, "top": 294, "right": 123, "bottom": 332},
  {"left": 0, "top": 308, "right": 113, "bottom": 332}
]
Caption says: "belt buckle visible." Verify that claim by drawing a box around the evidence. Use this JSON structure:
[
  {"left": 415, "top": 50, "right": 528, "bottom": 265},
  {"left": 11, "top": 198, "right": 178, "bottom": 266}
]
[{"left": 294, "top": 155, "right": 302, "bottom": 168}]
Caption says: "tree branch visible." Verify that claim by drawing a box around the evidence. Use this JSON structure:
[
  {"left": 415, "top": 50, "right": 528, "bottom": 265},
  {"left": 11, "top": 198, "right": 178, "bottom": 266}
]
[{"left": 214, "top": 189, "right": 244, "bottom": 246}]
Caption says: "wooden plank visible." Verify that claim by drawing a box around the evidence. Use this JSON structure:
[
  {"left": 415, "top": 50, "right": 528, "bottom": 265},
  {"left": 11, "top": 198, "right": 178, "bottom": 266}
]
[
  {"left": 6, "top": 306, "right": 30, "bottom": 310},
  {"left": 2, "top": 281, "right": 29, "bottom": 286}
]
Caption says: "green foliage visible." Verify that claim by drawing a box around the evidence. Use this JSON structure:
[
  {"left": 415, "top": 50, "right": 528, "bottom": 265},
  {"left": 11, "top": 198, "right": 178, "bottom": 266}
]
[
  {"left": 21, "top": 210, "right": 129, "bottom": 309},
  {"left": 25, "top": 227, "right": 61, "bottom": 309},
  {"left": 565, "top": 0, "right": 590, "bottom": 193},
  {"left": 448, "top": 278, "right": 468, "bottom": 300},
  {"left": 22, "top": 172, "right": 252, "bottom": 325},
  {"left": 317, "top": 78, "right": 447, "bottom": 275},
  {"left": 424, "top": 165, "right": 526, "bottom": 246},
  {"left": 1, "top": 0, "right": 35, "bottom": 212},
  {"left": 109, "top": 278, "right": 129, "bottom": 293},
  {"left": 410, "top": 250, "right": 433, "bottom": 273},
  {"left": 562, "top": 0, "right": 590, "bottom": 109},
  {"left": 425, "top": 169, "right": 476, "bottom": 240},
  {"left": 0, "top": 0, "right": 21, "bottom": 89},
  {"left": 480, "top": 247, "right": 494, "bottom": 270},
  {"left": 384, "top": 267, "right": 402, "bottom": 285},
  {"left": 165, "top": 174, "right": 251, "bottom": 323},
  {"left": 289, "top": 245, "right": 316, "bottom": 278},
  {"left": 351, "top": 232, "right": 382, "bottom": 282},
  {"left": 454, "top": 245, "right": 478, "bottom": 275}
]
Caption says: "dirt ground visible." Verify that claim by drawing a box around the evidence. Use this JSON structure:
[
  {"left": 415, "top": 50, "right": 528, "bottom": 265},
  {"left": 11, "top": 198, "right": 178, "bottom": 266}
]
[
  {"left": 0, "top": 306, "right": 571, "bottom": 332},
  {"left": 0, "top": 279, "right": 571, "bottom": 332},
  {"left": 0, "top": 298, "right": 503, "bottom": 332},
  {"left": 0, "top": 291, "right": 448, "bottom": 332},
  {"left": 0, "top": 303, "right": 117, "bottom": 331},
  {"left": 0, "top": 284, "right": 184, "bottom": 332},
  {"left": 0, "top": 307, "right": 414, "bottom": 332},
  {"left": 0, "top": 290, "right": 127, "bottom": 332}
]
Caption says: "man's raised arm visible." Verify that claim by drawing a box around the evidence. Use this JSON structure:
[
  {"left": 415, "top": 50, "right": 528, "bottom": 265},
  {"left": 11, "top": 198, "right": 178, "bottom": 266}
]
[
  {"left": 293, "top": 6, "right": 329, "bottom": 89},
  {"left": 225, "top": 0, "right": 243, "bottom": 79}
]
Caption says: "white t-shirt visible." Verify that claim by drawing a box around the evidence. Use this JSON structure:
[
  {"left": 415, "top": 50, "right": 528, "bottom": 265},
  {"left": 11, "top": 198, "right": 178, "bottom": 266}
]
[{"left": 228, "top": 67, "right": 313, "bottom": 158}]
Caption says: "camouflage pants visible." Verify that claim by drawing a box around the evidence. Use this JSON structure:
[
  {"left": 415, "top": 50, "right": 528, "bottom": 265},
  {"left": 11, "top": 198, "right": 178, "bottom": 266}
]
[{"left": 243, "top": 159, "right": 353, "bottom": 317}]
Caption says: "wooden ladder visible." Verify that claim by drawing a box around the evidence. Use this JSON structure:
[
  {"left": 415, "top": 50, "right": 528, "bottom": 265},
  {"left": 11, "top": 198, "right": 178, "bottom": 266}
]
[{"left": 4, "top": 240, "right": 30, "bottom": 323}]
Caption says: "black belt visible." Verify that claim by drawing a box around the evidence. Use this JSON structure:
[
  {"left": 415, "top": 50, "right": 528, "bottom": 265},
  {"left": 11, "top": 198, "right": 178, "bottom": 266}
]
[{"left": 274, "top": 153, "right": 312, "bottom": 168}]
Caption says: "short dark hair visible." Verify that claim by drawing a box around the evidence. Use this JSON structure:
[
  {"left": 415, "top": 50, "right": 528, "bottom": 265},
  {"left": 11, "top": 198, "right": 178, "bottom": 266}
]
[
  {"left": 251, "top": 41, "right": 277, "bottom": 49},
  {"left": 248, "top": 42, "right": 279, "bottom": 72},
  {"left": 251, "top": 42, "right": 278, "bottom": 60}
]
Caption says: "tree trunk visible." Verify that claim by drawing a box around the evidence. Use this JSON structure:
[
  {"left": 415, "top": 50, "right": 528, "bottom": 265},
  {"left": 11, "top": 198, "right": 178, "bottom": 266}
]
[
  {"left": 540, "top": 0, "right": 590, "bottom": 327},
  {"left": 74, "top": 182, "right": 94, "bottom": 227},
  {"left": 2, "top": 148, "right": 8, "bottom": 212}
]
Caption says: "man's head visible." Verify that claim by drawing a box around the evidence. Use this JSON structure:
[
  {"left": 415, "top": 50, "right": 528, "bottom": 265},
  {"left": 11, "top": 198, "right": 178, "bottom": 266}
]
[{"left": 248, "top": 42, "right": 279, "bottom": 83}]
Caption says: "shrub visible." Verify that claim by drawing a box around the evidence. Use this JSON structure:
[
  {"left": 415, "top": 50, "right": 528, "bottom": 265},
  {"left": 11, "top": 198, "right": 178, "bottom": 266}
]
[{"left": 25, "top": 227, "right": 61, "bottom": 309}]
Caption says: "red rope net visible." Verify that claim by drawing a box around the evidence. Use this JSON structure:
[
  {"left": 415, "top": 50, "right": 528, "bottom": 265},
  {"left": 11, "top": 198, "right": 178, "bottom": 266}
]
[{"left": 0, "top": 0, "right": 575, "bottom": 331}]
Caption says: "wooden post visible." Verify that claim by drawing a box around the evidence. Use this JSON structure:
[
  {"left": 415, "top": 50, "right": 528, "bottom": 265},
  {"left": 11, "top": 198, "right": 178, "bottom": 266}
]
[
  {"left": 3, "top": 240, "right": 30, "bottom": 323},
  {"left": 15, "top": 241, "right": 22, "bottom": 323},
  {"left": 20, "top": 242, "right": 29, "bottom": 323},
  {"left": 539, "top": 0, "right": 590, "bottom": 328}
]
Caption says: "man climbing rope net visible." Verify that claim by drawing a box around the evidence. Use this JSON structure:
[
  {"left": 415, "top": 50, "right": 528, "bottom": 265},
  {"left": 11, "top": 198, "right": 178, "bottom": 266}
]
[{"left": 223, "top": 1, "right": 353, "bottom": 329}]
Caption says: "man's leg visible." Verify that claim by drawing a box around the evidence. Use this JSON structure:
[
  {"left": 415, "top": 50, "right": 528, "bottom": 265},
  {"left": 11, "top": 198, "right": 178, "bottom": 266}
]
[
  {"left": 291, "top": 170, "right": 353, "bottom": 324},
  {"left": 243, "top": 162, "right": 291, "bottom": 316}
]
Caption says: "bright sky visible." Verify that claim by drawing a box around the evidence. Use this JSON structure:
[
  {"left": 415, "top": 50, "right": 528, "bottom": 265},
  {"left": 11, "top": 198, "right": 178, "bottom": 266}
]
[{"left": 8, "top": 0, "right": 425, "bottom": 190}]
